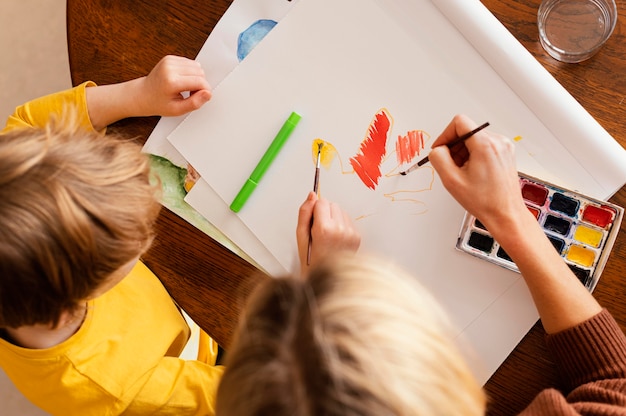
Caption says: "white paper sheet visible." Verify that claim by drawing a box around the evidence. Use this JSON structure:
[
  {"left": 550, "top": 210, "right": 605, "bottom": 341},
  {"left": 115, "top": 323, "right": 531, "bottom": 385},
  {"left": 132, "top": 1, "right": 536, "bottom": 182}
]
[
  {"left": 168, "top": 0, "right": 626, "bottom": 383},
  {"left": 144, "top": 0, "right": 300, "bottom": 166},
  {"left": 142, "top": 0, "right": 298, "bottom": 270},
  {"left": 186, "top": 179, "right": 286, "bottom": 275},
  {"left": 431, "top": 0, "right": 626, "bottom": 197}
]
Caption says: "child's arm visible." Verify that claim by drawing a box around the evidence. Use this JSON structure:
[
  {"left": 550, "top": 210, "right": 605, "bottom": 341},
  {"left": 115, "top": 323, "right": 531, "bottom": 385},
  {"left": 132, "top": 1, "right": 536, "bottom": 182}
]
[
  {"left": 85, "top": 55, "right": 211, "bottom": 131},
  {"left": 429, "top": 114, "right": 602, "bottom": 334},
  {"left": 2, "top": 55, "right": 211, "bottom": 134},
  {"left": 296, "top": 191, "right": 361, "bottom": 277}
]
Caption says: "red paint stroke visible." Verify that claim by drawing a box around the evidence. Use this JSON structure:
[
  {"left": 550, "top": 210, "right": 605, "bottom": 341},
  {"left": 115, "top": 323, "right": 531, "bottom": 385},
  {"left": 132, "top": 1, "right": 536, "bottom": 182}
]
[
  {"left": 395, "top": 130, "right": 425, "bottom": 165},
  {"left": 349, "top": 109, "right": 392, "bottom": 190}
]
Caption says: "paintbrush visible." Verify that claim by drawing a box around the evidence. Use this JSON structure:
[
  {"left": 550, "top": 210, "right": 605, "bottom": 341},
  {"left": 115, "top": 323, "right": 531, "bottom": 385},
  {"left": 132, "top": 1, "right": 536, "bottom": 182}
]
[
  {"left": 399, "top": 121, "right": 490, "bottom": 175},
  {"left": 307, "top": 142, "right": 323, "bottom": 265}
]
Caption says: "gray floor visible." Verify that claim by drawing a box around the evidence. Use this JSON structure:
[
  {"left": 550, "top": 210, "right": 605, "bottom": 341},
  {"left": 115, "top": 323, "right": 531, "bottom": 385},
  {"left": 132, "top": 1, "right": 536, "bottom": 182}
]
[
  {"left": 0, "top": 0, "right": 71, "bottom": 121},
  {"left": 0, "top": 0, "right": 70, "bottom": 414}
]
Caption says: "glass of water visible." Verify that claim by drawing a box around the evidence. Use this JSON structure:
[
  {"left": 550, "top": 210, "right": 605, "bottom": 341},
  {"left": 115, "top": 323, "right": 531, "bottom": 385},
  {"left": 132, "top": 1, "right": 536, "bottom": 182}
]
[{"left": 538, "top": 0, "right": 618, "bottom": 63}]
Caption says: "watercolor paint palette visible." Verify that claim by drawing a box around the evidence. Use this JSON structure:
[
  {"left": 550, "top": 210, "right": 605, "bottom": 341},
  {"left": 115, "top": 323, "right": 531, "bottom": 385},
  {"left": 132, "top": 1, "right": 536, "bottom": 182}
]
[{"left": 456, "top": 173, "right": 623, "bottom": 291}]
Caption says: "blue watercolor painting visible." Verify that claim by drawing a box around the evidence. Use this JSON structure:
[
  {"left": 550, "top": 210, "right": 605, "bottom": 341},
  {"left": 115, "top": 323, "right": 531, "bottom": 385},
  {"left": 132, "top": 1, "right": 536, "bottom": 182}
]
[{"left": 237, "top": 19, "right": 278, "bottom": 61}]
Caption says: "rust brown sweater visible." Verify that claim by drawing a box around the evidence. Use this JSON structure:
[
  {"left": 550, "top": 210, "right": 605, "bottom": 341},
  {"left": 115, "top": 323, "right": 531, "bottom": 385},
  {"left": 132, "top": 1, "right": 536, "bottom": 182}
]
[{"left": 521, "top": 309, "right": 626, "bottom": 414}]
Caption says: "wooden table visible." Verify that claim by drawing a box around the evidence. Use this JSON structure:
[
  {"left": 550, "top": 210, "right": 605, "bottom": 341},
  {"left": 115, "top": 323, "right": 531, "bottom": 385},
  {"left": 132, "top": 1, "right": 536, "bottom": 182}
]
[{"left": 67, "top": 1, "right": 626, "bottom": 414}]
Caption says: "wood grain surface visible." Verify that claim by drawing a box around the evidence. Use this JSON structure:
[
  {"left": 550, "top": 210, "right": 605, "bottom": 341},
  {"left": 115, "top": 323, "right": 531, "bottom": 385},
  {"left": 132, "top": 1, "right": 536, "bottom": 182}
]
[{"left": 67, "top": 1, "right": 626, "bottom": 413}]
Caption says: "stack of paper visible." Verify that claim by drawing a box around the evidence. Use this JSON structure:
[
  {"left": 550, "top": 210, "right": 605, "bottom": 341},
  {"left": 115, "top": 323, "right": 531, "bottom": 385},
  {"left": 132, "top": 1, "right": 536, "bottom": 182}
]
[{"left": 148, "top": 0, "right": 626, "bottom": 384}]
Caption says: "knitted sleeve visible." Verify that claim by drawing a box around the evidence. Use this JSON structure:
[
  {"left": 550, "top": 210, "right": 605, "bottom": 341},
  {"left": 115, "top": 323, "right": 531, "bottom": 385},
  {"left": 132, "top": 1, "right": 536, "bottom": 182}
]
[
  {"left": 520, "top": 309, "right": 626, "bottom": 415},
  {"left": 546, "top": 308, "right": 626, "bottom": 390}
]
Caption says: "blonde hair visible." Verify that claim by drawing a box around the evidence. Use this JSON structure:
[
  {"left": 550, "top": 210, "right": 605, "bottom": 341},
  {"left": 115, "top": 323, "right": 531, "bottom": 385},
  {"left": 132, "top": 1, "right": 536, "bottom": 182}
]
[
  {"left": 0, "top": 109, "right": 161, "bottom": 328},
  {"left": 217, "top": 253, "right": 486, "bottom": 415}
]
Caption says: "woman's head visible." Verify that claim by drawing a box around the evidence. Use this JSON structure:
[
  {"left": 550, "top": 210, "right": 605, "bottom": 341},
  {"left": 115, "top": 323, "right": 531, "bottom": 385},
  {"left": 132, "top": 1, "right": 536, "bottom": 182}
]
[
  {"left": 217, "top": 253, "right": 486, "bottom": 415},
  {"left": 0, "top": 109, "right": 161, "bottom": 328}
]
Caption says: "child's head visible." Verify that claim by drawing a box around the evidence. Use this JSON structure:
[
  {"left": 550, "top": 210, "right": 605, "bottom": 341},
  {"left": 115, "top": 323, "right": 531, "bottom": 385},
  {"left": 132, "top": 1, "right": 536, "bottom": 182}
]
[
  {"left": 217, "top": 253, "right": 486, "bottom": 415},
  {"left": 0, "top": 111, "right": 161, "bottom": 329}
]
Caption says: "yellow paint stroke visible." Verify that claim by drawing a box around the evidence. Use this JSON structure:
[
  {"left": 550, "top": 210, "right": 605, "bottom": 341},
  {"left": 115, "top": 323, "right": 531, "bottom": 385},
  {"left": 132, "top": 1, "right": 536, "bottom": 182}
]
[
  {"left": 513, "top": 135, "right": 523, "bottom": 142},
  {"left": 311, "top": 138, "right": 354, "bottom": 174},
  {"left": 382, "top": 195, "right": 428, "bottom": 215},
  {"left": 382, "top": 170, "right": 434, "bottom": 216},
  {"left": 385, "top": 168, "right": 435, "bottom": 199},
  {"left": 311, "top": 138, "right": 335, "bottom": 168}
]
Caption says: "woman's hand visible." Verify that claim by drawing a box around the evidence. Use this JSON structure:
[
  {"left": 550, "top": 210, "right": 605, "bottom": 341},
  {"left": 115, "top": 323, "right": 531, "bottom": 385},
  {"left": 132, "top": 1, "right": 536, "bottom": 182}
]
[{"left": 428, "top": 114, "right": 529, "bottom": 239}]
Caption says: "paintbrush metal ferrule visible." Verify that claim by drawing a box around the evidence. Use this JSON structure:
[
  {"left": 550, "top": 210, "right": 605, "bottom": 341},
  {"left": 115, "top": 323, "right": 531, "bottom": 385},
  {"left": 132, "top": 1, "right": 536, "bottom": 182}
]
[
  {"left": 313, "top": 143, "right": 322, "bottom": 193},
  {"left": 399, "top": 121, "right": 490, "bottom": 176}
]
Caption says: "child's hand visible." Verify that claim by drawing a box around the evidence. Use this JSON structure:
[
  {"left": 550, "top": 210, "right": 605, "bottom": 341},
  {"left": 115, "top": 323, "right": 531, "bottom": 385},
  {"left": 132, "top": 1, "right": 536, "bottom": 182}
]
[
  {"left": 138, "top": 55, "right": 212, "bottom": 117},
  {"left": 296, "top": 192, "right": 361, "bottom": 276},
  {"left": 85, "top": 55, "right": 212, "bottom": 130}
]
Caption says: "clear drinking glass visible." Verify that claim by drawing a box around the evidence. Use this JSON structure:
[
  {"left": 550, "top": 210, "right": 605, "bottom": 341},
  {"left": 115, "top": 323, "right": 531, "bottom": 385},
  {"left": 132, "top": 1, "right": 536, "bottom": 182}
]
[{"left": 538, "top": 0, "right": 618, "bottom": 63}]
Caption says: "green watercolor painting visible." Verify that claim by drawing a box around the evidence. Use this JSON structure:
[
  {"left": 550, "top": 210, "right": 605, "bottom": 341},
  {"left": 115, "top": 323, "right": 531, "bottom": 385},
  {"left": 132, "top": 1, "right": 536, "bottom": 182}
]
[{"left": 149, "top": 154, "right": 256, "bottom": 266}]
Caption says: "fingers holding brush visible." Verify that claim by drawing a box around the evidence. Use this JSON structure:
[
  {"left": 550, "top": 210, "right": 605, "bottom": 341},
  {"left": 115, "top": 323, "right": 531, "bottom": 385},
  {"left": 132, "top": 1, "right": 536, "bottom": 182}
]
[
  {"left": 309, "top": 197, "right": 361, "bottom": 268},
  {"left": 296, "top": 193, "right": 361, "bottom": 276},
  {"left": 297, "top": 191, "right": 317, "bottom": 253},
  {"left": 430, "top": 115, "right": 527, "bottom": 233},
  {"left": 430, "top": 115, "right": 487, "bottom": 167}
]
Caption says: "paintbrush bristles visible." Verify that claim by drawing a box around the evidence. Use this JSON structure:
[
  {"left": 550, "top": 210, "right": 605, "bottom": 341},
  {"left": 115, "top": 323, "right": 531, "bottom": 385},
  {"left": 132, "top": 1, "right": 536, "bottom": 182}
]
[
  {"left": 399, "top": 122, "right": 489, "bottom": 175},
  {"left": 400, "top": 156, "right": 429, "bottom": 175},
  {"left": 315, "top": 143, "right": 323, "bottom": 169}
]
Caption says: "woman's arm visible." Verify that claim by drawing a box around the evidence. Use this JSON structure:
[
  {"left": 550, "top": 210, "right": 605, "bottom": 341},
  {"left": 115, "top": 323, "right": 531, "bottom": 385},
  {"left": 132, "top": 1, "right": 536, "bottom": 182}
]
[{"left": 429, "top": 115, "right": 602, "bottom": 334}]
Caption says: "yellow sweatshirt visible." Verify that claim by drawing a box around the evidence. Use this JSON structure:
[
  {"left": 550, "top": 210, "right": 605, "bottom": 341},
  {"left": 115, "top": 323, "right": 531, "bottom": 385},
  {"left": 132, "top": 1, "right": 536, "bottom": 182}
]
[{"left": 0, "top": 83, "right": 222, "bottom": 415}]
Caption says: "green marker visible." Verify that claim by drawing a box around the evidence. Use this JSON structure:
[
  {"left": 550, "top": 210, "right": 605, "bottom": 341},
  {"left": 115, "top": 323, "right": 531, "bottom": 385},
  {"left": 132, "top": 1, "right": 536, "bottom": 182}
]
[{"left": 230, "top": 111, "right": 302, "bottom": 212}]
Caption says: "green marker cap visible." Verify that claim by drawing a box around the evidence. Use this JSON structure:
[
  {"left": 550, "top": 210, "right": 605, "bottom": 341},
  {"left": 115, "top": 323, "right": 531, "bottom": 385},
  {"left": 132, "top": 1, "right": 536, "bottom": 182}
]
[{"left": 229, "top": 111, "right": 301, "bottom": 212}]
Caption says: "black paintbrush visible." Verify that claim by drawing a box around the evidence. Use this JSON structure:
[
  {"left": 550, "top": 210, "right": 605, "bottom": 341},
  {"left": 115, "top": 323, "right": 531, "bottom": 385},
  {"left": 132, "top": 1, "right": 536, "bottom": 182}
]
[
  {"left": 307, "top": 142, "right": 323, "bottom": 265},
  {"left": 399, "top": 122, "right": 490, "bottom": 175}
]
